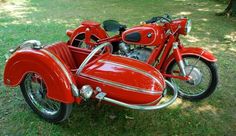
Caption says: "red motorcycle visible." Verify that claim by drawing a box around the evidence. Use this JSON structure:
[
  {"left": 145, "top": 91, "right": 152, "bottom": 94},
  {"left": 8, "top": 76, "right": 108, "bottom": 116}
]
[
  {"left": 66, "top": 15, "right": 218, "bottom": 101},
  {"left": 4, "top": 40, "right": 177, "bottom": 123}
]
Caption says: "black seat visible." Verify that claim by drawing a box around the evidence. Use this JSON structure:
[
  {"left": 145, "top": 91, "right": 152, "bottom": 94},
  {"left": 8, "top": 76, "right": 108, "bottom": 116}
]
[{"left": 103, "top": 20, "right": 126, "bottom": 32}]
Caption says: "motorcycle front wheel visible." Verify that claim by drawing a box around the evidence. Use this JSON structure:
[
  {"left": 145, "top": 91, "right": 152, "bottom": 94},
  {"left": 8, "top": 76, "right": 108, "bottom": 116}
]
[
  {"left": 20, "top": 73, "right": 72, "bottom": 123},
  {"left": 166, "top": 55, "right": 218, "bottom": 101}
]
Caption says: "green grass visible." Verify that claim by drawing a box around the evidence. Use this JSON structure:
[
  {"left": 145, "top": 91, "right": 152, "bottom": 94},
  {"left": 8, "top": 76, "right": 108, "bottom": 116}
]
[{"left": 0, "top": 0, "right": 236, "bottom": 135}]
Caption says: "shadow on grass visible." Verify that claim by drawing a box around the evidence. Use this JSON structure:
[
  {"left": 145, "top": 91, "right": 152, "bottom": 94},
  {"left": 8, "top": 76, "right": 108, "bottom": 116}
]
[
  {"left": 48, "top": 99, "right": 224, "bottom": 135},
  {"left": 0, "top": 85, "right": 227, "bottom": 135}
]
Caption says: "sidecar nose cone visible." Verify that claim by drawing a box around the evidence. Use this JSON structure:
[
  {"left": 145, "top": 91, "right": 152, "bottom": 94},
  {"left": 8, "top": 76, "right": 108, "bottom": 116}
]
[{"left": 80, "top": 85, "right": 93, "bottom": 99}]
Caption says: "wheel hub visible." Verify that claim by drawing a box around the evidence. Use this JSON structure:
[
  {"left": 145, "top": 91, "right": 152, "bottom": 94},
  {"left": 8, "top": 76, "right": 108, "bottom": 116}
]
[{"left": 184, "top": 65, "right": 202, "bottom": 86}]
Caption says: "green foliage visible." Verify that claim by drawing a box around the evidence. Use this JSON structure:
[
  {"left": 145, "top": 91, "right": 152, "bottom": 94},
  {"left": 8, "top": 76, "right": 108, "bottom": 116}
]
[{"left": 0, "top": 0, "right": 236, "bottom": 135}]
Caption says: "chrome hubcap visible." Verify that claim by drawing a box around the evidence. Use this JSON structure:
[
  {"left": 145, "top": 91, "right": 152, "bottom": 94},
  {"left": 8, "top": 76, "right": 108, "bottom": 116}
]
[
  {"left": 185, "top": 65, "right": 203, "bottom": 86},
  {"left": 24, "top": 73, "right": 60, "bottom": 116}
]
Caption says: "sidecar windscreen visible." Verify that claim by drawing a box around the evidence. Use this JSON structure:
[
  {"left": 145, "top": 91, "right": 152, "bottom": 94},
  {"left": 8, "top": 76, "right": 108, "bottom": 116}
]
[{"left": 103, "top": 20, "right": 126, "bottom": 32}]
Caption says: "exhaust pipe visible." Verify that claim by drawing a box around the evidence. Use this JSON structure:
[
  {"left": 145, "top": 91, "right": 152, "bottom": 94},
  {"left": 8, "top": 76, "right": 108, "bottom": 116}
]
[{"left": 95, "top": 80, "right": 177, "bottom": 110}]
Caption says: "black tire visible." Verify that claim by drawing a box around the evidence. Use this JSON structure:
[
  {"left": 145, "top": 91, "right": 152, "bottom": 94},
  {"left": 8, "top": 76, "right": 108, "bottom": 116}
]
[
  {"left": 20, "top": 73, "right": 72, "bottom": 123},
  {"left": 166, "top": 55, "right": 218, "bottom": 101}
]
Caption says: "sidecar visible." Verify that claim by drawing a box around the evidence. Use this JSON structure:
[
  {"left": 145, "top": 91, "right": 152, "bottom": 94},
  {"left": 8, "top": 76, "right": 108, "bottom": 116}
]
[{"left": 3, "top": 40, "right": 177, "bottom": 123}]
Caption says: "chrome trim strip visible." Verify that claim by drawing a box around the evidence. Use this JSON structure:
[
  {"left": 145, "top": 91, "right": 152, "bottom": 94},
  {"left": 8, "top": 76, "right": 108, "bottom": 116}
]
[
  {"left": 80, "top": 73, "right": 162, "bottom": 95},
  {"left": 41, "top": 49, "right": 73, "bottom": 84},
  {"left": 98, "top": 59, "right": 164, "bottom": 90},
  {"left": 41, "top": 49, "right": 79, "bottom": 97},
  {"left": 95, "top": 80, "right": 177, "bottom": 110}
]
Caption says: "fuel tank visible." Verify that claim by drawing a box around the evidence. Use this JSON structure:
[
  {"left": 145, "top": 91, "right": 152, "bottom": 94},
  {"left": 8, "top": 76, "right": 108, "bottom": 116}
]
[
  {"left": 77, "top": 54, "right": 166, "bottom": 105},
  {"left": 122, "top": 24, "right": 165, "bottom": 46}
]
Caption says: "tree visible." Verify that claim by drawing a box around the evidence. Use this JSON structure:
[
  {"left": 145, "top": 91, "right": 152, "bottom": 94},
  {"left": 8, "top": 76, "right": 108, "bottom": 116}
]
[{"left": 216, "top": 0, "right": 236, "bottom": 16}]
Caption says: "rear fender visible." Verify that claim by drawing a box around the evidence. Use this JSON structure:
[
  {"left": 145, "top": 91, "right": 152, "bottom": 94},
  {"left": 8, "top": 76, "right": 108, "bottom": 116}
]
[
  {"left": 67, "top": 24, "right": 108, "bottom": 44},
  {"left": 161, "top": 47, "right": 217, "bottom": 72},
  {"left": 4, "top": 49, "right": 77, "bottom": 103}
]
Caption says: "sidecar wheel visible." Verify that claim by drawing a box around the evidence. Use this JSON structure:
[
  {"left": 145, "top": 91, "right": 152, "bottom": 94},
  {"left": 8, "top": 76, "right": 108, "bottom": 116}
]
[
  {"left": 166, "top": 55, "right": 218, "bottom": 101},
  {"left": 20, "top": 73, "right": 72, "bottom": 123}
]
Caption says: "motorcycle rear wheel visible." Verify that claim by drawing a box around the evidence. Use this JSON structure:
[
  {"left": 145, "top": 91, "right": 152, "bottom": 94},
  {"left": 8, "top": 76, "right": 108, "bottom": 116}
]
[
  {"left": 166, "top": 55, "right": 218, "bottom": 101},
  {"left": 20, "top": 73, "right": 72, "bottom": 123}
]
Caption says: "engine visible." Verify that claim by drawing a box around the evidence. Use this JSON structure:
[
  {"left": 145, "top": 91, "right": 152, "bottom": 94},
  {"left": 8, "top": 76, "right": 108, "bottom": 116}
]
[{"left": 118, "top": 42, "right": 152, "bottom": 62}]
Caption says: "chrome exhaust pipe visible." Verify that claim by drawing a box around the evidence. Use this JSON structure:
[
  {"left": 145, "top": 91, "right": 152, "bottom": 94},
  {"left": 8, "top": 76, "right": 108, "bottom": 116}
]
[{"left": 95, "top": 80, "right": 177, "bottom": 110}]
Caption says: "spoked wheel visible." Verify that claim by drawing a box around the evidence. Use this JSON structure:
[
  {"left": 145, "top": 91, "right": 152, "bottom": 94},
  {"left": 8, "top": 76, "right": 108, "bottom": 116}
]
[
  {"left": 20, "top": 73, "right": 72, "bottom": 123},
  {"left": 71, "top": 33, "right": 99, "bottom": 48},
  {"left": 71, "top": 33, "right": 113, "bottom": 53},
  {"left": 166, "top": 55, "right": 218, "bottom": 101}
]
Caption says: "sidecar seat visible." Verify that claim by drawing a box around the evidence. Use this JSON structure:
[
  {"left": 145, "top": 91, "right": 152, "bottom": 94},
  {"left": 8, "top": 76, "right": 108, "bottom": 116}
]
[{"left": 45, "top": 42, "right": 77, "bottom": 70}]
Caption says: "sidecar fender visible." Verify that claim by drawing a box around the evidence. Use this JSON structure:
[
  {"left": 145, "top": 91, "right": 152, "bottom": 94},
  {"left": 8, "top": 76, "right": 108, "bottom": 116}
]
[
  {"left": 4, "top": 49, "right": 76, "bottom": 103},
  {"left": 67, "top": 21, "right": 108, "bottom": 44},
  {"left": 161, "top": 47, "right": 217, "bottom": 72}
]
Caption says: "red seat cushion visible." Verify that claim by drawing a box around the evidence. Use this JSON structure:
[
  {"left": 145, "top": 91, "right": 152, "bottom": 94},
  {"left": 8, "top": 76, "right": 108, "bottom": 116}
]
[{"left": 45, "top": 42, "right": 77, "bottom": 69}]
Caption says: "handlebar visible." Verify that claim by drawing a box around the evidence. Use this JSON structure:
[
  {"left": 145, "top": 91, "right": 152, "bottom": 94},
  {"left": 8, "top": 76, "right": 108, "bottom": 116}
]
[
  {"left": 144, "top": 15, "right": 172, "bottom": 24},
  {"left": 145, "top": 17, "right": 160, "bottom": 24}
]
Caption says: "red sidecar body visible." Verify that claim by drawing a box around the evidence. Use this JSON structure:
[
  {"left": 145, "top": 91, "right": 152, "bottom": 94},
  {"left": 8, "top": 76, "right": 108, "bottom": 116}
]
[{"left": 4, "top": 41, "right": 170, "bottom": 105}]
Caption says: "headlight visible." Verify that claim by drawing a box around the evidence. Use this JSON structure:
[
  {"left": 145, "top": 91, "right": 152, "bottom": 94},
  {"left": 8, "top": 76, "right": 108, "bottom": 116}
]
[
  {"left": 80, "top": 85, "right": 93, "bottom": 99},
  {"left": 185, "top": 19, "right": 192, "bottom": 34}
]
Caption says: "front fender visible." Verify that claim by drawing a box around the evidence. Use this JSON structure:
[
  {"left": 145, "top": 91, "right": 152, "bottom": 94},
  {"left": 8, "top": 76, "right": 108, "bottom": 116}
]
[
  {"left": 4, "top": 48, "right": 76, "bottom": 103},
  {"left": 161, "top": 47, "right": 217, "bottom": 72},
  {"left": 67, "top": 24, "right": 108, "bottom": 44}
]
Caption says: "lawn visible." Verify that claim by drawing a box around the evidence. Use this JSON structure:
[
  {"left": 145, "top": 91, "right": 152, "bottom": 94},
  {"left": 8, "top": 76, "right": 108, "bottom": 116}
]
[{"left": 0, "top": 0, "right": 236, "bottom": 135}]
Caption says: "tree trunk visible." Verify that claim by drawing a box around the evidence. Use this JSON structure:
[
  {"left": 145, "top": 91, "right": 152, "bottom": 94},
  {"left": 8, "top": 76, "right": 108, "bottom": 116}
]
[{"left": 216, "top": 0, "right": 236, "bottom": 16}]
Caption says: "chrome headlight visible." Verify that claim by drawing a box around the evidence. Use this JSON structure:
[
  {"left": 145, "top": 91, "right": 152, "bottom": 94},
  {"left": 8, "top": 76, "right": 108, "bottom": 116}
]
[
  {"left": 185, "top": 19, "right": 192, "bottom": 34},
  {"left": 80, "top": 85, "right": 93, "bottom": 99}
]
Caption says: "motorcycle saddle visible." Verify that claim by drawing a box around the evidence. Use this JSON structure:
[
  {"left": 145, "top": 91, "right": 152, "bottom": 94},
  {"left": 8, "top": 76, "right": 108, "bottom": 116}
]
[{"left": 103, "top": 20, "right": 126, "bottom": 32}]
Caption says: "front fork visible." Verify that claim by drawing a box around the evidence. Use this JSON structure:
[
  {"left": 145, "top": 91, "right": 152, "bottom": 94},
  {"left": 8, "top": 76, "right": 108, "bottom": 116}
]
[
  {"left": 162, "top": 42, "right": 190, "bottom": 81},
  {"left": 161, "top": 42, "right": 190, "bottom": 81},
  {"left": 172, "top": 42, "right": 187, "bottom": 76}
]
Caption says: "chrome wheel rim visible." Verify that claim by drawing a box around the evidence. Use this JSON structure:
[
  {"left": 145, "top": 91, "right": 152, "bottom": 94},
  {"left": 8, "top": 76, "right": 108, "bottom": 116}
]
[
  {"left": 24, "top": 73, "right": 60, "bottom": 115},
  {"left": 170, "top": 57, "right": 212, "bottom": 97}
]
